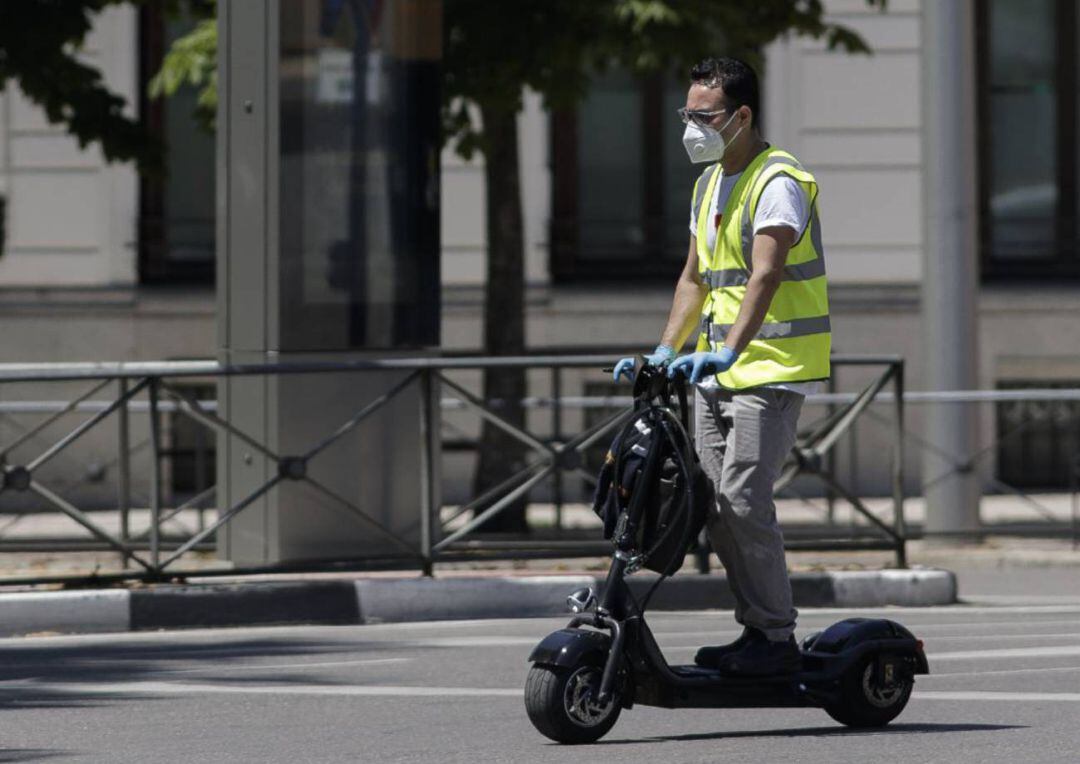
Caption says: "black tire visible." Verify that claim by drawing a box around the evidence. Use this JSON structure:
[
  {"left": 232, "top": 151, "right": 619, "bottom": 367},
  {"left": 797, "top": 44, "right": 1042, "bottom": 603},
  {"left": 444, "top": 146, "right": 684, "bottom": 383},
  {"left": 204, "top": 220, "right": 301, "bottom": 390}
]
[
  {"left": 524, "top": 663, "right": 622, "bottom": 744},
  {"left": 825, "top": 653, "right": 914, "bottom": 728}
]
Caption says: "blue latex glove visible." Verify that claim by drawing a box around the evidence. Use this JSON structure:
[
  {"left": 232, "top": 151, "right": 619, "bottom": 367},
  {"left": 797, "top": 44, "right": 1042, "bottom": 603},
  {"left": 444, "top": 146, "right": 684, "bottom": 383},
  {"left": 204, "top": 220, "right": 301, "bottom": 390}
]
[
  {"left": 613, "top": 344, "right": 676, "bottom": 382},
  {"left": 668, "top": 347, "right": 739, "bottom": 384}
]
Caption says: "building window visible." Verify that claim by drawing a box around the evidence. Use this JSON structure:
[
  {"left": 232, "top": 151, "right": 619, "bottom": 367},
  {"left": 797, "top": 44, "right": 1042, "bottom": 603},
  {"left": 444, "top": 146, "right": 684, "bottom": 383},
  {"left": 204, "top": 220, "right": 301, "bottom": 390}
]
[
  {"left": 977, "top": 0, "right": 1080, "bottom": 279},
  {"left": 996, "top": 381, "right": 1080, "bottom": 489},
  {"left": 139, "top": 4, "right": 216, "bottom": 284},
  {"left": 551, "top": 70, "right": 698, "bottom": 281}
]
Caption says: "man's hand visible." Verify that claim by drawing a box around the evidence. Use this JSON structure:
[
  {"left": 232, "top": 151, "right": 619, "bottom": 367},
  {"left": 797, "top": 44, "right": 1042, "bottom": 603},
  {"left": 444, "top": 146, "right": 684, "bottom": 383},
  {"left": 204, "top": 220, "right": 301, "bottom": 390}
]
[
  {"left": 613, "top": 344, "right": 677, "bottom": 382},
  {"left": 668, "top": 347, "right": 739, "bottom": 384}
]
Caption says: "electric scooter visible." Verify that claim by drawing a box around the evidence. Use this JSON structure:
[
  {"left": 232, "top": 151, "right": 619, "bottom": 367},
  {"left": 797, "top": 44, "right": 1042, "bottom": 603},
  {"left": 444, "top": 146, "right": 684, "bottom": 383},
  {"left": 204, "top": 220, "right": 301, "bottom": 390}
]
[{"left": 524, "top": 364, "right": 929, "bottom": 744}]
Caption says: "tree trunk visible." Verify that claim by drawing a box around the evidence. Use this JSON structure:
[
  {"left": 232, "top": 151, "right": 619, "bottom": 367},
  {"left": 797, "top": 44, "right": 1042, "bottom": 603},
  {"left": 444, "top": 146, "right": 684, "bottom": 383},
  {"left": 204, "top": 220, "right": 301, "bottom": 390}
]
[{"left": 472, "top": 102, "right": 529, "bottom": 533}]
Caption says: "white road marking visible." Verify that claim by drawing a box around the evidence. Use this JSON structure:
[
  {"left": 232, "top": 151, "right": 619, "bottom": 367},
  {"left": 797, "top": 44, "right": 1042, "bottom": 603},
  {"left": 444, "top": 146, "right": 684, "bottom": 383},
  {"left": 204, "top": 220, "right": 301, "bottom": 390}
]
[
  {"left": 10, "top": 682, "right": 1080, "bottom": 704},
  {"left": 845, "top": 618, "right": 1080, "bottom": 632},
  {"left": 929, "top": 645, "right": 1080, "bottom": 661},
  {"left": 408, "top": 636, "right": 540, "bottom": 648},
  {"left": 926, "top": 665, "right": 1080, "bottom": 678},
  {"left": 921, "top": 632, "right": 1080, "bottom": 643},
  {"left": 170, "top": 657, "right": 410, "bottom": 674},
  {"left": 665, "top": 605, "right": 1080, "bottom": 617},
  {"left": 915, "top": 691, "right": 1080, "bottom": 702},
  {"left": 652, "top": 623, "right": 1080, "bottom": 642},
  {"left": 962, "top": 595, "right": 1080, "bottom": 606},
  {"left": 0, "top": 681, "right": 522, "bottom": 698}
]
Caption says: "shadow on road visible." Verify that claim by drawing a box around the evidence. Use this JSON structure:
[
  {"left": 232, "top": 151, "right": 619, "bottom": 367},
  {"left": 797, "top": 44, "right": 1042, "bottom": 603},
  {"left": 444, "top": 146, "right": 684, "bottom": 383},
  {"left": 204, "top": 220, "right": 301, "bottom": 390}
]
[
  {"left": 600, "top": 722, "right": 1026, "bottom": 745},
  {"left": 0, "top": 635, "right": 408, "bottom": 710}
]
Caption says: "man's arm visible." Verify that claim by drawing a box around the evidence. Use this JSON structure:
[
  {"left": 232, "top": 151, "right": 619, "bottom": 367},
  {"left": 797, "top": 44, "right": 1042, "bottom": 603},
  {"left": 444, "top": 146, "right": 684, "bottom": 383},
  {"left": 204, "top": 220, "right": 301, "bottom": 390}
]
[
  {"left": 721, "top": 225, "right": 795, "bottom": 354},
  {"left": 659, "top": 236, "right": 709, "bottom": 351}
]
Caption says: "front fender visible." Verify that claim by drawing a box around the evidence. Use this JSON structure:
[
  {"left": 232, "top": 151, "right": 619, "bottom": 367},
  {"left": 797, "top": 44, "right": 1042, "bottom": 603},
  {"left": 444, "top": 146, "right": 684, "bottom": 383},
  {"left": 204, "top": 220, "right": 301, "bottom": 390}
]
[{"left": 528, "top": 628, "right": 612, "bottom": 668}]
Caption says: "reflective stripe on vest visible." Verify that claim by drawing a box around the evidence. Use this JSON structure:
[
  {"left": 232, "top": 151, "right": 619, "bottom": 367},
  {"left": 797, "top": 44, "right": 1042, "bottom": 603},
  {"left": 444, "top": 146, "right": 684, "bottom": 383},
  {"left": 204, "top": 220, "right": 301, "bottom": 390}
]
[
  {"left": 705, "top": 314, "right": 831, "bottom": 343},
  {"left": 701, "top": 255, "right": 827, "bottom": 289}
]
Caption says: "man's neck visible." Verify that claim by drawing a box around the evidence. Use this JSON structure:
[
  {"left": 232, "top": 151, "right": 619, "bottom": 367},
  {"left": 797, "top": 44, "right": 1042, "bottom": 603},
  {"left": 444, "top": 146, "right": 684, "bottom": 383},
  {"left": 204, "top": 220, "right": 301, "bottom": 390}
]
[{"left": 720, "top": 134, "right": 768, "bottom": 175}]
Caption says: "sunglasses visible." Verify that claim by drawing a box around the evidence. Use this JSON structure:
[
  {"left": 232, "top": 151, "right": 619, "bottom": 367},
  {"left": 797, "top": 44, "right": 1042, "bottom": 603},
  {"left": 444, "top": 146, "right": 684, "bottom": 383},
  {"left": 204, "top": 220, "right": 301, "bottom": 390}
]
[{"left": 677, "top": 107, "right": 731, "bottom": 127}]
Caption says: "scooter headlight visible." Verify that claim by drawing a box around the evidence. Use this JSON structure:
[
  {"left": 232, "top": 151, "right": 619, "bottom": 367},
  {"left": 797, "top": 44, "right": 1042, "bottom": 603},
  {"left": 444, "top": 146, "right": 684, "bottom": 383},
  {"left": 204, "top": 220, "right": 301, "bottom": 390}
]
[{"left": 566, "top": 587, "right": 596, "bottom": 614}]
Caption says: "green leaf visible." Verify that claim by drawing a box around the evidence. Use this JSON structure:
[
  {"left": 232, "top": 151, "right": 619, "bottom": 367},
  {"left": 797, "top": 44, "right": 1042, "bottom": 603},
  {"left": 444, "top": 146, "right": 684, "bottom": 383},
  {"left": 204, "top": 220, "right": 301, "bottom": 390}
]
[{"left": 148, "top": 13, "right": 217, "bottom": 133}]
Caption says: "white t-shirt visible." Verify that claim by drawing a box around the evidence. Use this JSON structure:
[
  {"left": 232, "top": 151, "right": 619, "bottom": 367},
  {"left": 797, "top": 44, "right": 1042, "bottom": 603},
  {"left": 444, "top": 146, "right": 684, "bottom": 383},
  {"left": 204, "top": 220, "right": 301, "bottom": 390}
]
[{"left": 689, "top": 169, "right": 822, "bottom": 397}]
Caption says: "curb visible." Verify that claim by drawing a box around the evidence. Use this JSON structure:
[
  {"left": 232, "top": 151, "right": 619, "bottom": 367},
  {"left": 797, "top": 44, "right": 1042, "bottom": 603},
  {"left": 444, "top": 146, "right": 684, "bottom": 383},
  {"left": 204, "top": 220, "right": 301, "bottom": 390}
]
[{"left": 0, "top": 568, "right": 957, "bottom": 637}]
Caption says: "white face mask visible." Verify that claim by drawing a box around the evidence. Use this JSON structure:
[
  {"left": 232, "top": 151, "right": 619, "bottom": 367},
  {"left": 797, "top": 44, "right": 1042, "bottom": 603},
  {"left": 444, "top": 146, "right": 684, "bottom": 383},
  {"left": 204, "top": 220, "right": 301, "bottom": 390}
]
[{"left": 682, "top": 111, "right": 741, "bottom": 164}]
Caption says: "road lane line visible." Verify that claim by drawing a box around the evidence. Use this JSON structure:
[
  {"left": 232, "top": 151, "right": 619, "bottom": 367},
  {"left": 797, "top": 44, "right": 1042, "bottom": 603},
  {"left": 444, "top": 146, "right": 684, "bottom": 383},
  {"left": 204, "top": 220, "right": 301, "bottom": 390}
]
[
  {"left": 930, "top": 645, "right": 1080, "bottom": 661},
  {"left": 0, "top": 681, "right": 523, "bottom": 698},
  {"left": 410, "top": 636, "right": 539, "bottom": 647},
  {"left": 11, "top": 682, "right": 1080, "bottom": 703},
  {"left": 915, "top": 691, "right": 1080, "bottom": 702},
  {"left": 918, "top": 632, "right": 1080, "bottom": 643},
  {"left": 924, "top": 665, "right": 1080, "bottom": 678},
  {"left": 653, "top": 625, "right": 1080, "bottom": 642},
  {"left": 172, "top": 658, "right": 411, "bottom": 674}
]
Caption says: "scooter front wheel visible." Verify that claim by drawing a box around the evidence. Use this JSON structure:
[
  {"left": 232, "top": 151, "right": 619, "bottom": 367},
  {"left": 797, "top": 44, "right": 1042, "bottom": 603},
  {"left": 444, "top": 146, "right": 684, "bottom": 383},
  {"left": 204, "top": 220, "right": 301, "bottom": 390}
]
[{"left": 525, "top": 662, "right": 622, "bottom": 744}]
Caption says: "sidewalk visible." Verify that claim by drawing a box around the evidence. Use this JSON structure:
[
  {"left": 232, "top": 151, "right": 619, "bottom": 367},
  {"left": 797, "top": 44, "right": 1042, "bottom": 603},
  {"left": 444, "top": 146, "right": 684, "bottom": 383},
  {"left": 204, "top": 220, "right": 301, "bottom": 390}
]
[
  {"left": 0, "top": 496, "right": 1073, "bottom": 637},
  {"left": 0, "top": 566, "right": 958, "bottom": 638}
]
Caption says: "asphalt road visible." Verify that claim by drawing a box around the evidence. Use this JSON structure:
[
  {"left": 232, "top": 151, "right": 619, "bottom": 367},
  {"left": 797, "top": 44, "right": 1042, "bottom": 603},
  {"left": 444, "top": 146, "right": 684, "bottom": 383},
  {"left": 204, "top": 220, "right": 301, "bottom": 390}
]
[{"left": 0, "top": 568, "right": 1078, "bottom": 763}]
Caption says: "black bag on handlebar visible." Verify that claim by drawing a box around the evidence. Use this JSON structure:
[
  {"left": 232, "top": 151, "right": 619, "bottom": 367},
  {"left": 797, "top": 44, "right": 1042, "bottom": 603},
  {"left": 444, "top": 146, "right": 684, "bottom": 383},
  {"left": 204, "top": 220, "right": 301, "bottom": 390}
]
[{"left": 591, "top": 367, "right": 712, "bottom": 576}]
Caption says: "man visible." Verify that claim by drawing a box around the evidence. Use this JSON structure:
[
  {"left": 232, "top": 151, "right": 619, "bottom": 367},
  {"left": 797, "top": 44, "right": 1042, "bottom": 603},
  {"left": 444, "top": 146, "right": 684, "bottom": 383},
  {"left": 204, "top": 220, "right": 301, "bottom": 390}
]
[{"left": 613, "top": 57, "right": 830, "bottom": 677}]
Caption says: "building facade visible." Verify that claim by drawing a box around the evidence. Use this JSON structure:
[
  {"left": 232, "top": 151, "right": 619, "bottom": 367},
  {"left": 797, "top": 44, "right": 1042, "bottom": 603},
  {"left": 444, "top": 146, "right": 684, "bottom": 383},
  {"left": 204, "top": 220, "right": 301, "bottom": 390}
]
[{"left": 0, "top": 0, "right": 1076, "bottom": 506}]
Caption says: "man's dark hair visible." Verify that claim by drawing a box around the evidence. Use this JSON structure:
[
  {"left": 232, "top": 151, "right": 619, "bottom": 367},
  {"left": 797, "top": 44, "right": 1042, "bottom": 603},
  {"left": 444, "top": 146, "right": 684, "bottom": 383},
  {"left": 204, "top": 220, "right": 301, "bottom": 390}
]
[{"left": 690, "top": 57, "right": 760, "bottom": 126}]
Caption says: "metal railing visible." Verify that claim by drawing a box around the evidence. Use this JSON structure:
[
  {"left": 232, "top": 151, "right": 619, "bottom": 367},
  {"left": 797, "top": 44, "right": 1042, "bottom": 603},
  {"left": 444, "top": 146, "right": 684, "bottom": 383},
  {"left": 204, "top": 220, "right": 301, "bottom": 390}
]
[
  {"left": 1, "top": 352, "right": 1079, "bottom": 584},
  {"left": 0, "top": 353, "right": 910, "bottom": 583}
]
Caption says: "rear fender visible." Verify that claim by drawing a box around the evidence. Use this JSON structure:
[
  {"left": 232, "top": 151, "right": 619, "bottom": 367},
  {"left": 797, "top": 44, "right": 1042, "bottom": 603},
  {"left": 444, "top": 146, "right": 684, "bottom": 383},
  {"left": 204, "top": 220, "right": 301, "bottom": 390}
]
[
  {"left": 528, "top": 628, "right": 612, "bottom": 669},
  {"left": 806, "top": 618, "right": 929, "bottom": 675}
]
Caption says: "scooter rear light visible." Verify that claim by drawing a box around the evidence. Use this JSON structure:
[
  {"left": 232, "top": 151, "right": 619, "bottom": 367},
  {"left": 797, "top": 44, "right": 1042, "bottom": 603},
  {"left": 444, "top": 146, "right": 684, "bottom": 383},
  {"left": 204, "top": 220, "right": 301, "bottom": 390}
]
[{"left": 916, "top": 639, "right": 924, "bottom": 651}]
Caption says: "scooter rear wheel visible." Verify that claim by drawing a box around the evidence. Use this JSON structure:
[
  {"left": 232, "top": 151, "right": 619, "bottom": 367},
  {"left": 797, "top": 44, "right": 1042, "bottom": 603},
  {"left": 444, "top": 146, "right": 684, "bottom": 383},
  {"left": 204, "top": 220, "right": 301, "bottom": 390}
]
[
  {"left": 525, "top": 663, "right": 621, "bottom": 744},
  {"left": 825, "top": 653, "right": 913, "bottom": 728}
]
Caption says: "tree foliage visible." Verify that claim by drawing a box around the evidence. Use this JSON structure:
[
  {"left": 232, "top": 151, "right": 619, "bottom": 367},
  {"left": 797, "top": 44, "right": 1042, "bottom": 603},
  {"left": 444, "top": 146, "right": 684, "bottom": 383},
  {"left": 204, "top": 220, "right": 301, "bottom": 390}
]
[
  {"left": 444, "top": 0, "right": 885, "bottom": 159},
  {"left": 0, "top": 1, "right": 159, "bottom": 172},
  {"left": 148, "top": 12, "right": 217, "bottom": 132},
  {"left": 0, "top": 0, "right": 217, "bottom": 174}
]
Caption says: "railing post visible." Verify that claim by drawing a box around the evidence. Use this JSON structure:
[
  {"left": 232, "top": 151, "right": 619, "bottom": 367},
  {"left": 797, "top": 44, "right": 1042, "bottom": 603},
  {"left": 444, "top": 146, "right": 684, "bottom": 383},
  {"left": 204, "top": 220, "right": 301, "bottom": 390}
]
[
  {"left": 552, "top": 366, "right": 563, "bottom": 532},
  {"left": 891, "top": 361, "right": 907, "bottom": 567},
  {"left": 417, "top": 369, "right": 436, "bottom": 576},
  {"left": 117, "top": 377, "right": 132, "bottom": 569},
  {"left": 148, "top": 377, "right": 163, "bottom": 573},
  {"left": 1071, "top": 450, "right": 1079, "bottom": 553},
  {"left": 194, "top": 425, "right": 208, "bottom": 533},
  {"left": 848, "top": 387, "right": 860, "bottom": 534},
  {"left": 825, "top": 370, "right": 837, "bottom": 526}
]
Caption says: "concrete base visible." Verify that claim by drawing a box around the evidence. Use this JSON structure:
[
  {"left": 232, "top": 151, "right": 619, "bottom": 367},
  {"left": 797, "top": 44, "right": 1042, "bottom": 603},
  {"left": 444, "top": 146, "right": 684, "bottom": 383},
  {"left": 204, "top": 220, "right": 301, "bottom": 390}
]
[{"left": 0, "top": 568, "right": 957, "bottom": 637}]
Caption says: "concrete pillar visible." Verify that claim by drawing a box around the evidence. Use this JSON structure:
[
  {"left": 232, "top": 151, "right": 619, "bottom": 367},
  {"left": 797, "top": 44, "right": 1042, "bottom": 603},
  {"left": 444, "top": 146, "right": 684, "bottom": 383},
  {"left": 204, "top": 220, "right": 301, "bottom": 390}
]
[
  {"left": 217, "top": 0, "right": 442, "bottom": 565},
  {"left": 921, "top": 0, "right": 982, "bottom": 537}
]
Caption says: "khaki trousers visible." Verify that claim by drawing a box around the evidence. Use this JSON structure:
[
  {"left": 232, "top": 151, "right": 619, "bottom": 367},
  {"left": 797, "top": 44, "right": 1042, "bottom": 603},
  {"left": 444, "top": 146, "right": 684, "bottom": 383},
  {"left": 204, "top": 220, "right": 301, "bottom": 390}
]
[{"left": 694, "top": 386, "right": 803, "bottom": 641}]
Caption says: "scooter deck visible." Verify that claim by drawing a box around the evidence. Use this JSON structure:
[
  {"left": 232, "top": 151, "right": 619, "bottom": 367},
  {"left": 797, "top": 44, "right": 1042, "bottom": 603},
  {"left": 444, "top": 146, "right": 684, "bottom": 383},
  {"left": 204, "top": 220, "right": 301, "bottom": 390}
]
[
  {"left": 635, "top": 665, "right": 815, "bottom": 709},
  {"left": 670, "top": 664, "right": 803, "bottom": 683}
]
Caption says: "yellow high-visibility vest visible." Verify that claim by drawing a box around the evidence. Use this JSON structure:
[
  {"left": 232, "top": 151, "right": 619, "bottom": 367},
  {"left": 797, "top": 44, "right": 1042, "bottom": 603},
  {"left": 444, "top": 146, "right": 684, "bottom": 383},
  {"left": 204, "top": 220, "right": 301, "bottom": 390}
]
[{"left": 692, "top": 146, "right": 831, "bottom": 389}]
